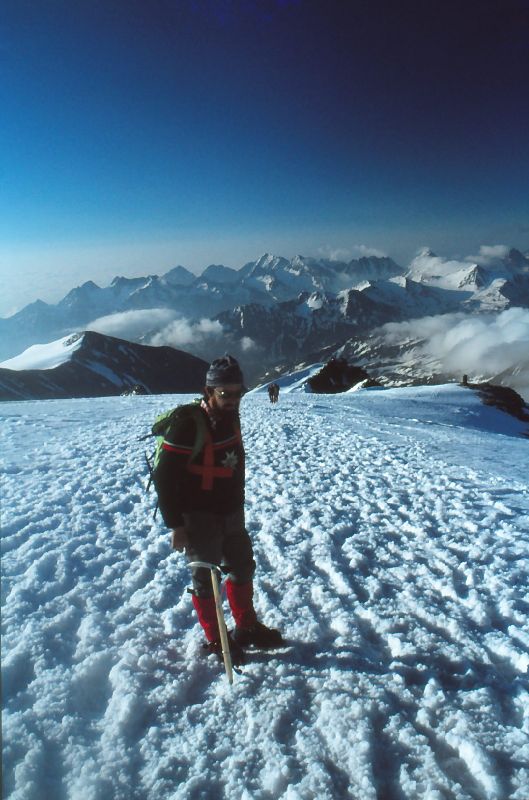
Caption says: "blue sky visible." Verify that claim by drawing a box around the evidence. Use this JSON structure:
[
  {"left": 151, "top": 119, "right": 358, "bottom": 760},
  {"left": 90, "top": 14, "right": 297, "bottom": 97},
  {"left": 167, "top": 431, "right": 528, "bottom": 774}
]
[{"left": 1, "top": 0, "right": 528, "bottom": 315}]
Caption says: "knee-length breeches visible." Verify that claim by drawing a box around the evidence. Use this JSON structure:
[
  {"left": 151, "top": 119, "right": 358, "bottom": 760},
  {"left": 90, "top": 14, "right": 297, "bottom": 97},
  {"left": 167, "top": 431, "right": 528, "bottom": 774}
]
[{"left": 182, "top": 509, "right": 256, "bottom": 597}]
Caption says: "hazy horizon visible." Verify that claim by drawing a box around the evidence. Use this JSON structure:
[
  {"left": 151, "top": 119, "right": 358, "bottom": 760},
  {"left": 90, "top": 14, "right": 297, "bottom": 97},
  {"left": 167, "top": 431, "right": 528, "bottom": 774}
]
[
  {"left": 2, "top": 0, "right": 528, "bottom": 316},
  {"left": 3, "top": 237, "right": 529, "bottom": 318}
]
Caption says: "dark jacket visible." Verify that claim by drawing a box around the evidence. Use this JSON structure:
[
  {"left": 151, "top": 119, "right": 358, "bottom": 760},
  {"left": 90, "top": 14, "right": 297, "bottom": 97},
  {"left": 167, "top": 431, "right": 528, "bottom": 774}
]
[{"left": 153, "top": 405, "right": 245, "bottom": 528}]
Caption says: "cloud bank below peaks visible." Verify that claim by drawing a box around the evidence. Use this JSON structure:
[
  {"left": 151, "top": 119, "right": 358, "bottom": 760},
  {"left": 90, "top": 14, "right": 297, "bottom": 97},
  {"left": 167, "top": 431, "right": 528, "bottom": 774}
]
[
  {"left": 87, "top": 309, "right": 178, "bottom": 341},
  {"left": 87, "top": 308, "right": 225, "bottom": 352},
  {"left": 85, "top": 308, "right": 259, "bottom": 367},
  {"left": 379, "top": 307, "right": 529, "bottom": 398},
  {"left": 149, "top": 317, "right": 223, "bottom": 349}
]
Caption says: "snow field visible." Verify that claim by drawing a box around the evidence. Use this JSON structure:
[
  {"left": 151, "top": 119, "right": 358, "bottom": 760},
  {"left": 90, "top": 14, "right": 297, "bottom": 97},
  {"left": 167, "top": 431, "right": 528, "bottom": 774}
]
[{"left": 1, "top": 389, "right": 529, "bottom": 799}]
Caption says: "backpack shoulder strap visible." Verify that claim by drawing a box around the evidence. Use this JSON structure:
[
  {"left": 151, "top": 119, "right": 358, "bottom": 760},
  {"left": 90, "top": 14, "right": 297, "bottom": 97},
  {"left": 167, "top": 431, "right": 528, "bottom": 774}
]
[
  {"left": 152, "top": 401, "right": 208, "bottom": 463},
  {"left": 187, "top": 404, "right": 208, "bottom": 462}
]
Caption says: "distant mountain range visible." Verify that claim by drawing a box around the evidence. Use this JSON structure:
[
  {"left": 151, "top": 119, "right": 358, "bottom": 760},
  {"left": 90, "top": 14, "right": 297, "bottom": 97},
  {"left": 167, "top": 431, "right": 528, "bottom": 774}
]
[
  {"left": 0, "top": 331, "right": 208, "bottom": 401},
  {"left": 0, "top": 251, "right": 506, "bottom": 359},
  {"left": 217, "top": 248, "right": 529, "bottom": 380},
  {"left": 0, "top": 252, "right": 408, "bottom": 361},
  {"left": 1, "top": 247, "right": 528, "bottom": 398}
]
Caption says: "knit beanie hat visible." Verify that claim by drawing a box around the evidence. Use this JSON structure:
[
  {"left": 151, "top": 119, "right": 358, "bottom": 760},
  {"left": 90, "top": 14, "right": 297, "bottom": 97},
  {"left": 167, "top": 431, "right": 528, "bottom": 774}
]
[{"left": 205, "top": 354, "right": 244, "bottom": 386}]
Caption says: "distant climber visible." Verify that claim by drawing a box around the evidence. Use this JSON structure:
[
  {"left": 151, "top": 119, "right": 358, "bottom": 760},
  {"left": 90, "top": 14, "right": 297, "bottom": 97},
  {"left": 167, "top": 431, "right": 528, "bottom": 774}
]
[{"left": 268, "top": 382, "right": 280, "bottom": 404}]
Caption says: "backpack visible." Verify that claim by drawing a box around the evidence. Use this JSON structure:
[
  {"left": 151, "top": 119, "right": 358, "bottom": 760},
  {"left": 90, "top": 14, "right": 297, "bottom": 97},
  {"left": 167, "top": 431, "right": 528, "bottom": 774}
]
[{"left": 145, "top": 400, "right": 207, "bottom": 501}]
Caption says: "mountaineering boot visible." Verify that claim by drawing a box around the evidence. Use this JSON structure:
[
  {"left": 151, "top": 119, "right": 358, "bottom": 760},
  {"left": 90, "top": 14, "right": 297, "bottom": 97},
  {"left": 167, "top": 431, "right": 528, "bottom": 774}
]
[
  {"left": 226, "top": 579, "right": 284, "bottom": 648},
  {"left": 233, "top": 620, "right": 284, "bottom": 649},
  {"left": 204, "top": 633, "right": 245, "bottom": 666},
  {"left": 191, "top": 593, "right": 220, "bottom": 642}
]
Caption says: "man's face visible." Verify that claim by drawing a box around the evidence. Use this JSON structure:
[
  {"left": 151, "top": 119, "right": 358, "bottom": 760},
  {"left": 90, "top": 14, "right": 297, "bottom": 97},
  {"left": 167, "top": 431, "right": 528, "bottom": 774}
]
[{"left": 207, "top": 384, "right": 244, "bottom": 414}]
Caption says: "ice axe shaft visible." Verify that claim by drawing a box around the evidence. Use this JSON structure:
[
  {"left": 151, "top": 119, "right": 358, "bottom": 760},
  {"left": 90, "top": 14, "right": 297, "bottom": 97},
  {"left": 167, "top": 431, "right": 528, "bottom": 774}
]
[{"left": 188, "top": 560, "right": 233, "bottom": 684}]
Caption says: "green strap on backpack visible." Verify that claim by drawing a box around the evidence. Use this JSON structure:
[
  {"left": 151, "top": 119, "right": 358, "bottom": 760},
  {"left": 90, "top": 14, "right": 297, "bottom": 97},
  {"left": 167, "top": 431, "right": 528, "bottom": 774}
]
[{"left": 146, "top": 400, "right": 207, "bottom": 496}]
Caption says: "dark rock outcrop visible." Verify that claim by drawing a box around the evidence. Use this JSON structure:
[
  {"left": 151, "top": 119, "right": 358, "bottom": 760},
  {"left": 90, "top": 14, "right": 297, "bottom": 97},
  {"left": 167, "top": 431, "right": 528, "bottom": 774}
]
[{"left": 308, "top": 358, "right": 381, "bottom": 394}]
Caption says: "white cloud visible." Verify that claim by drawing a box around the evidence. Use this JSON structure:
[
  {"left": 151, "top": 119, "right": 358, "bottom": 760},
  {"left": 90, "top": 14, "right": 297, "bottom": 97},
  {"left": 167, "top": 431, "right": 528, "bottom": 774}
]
[
  {"left": 408, "top": 248, "right": 469, "bottom": 277},
  {"left": 353, "top": 244, "right": 388, "bottom": 259},
  {"left": 379, "top": 308, "right": 529, "bottom": 396},
  {"left": 87, "top": 309, "right": 177, "bottom": 340},
  {"left": 466, "top": 245, "right": 510, "bottom": 266},
  {"left": 241, "top": 336, "right": 257, "bottom": 351},
  {"left": 149, "top": 317, "right": 224, "bottom": 348},
  {"left": 86, "top": 309, "right": 226, "bottom": 355},
  {"left": 87, "top": 308, "right": 249, "bottom": 364},
  {"left": 318, "top": 244, "right": 388, "bottom": 262},
  {"left": 318, "top": 247, "right": 353, "bottom": 262}
]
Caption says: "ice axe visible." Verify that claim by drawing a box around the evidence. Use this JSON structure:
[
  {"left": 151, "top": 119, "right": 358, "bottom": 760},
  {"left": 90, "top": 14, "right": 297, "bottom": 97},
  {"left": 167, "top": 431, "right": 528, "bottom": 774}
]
[{"left": 188, "top": 560, "right": 233, "bottom": 684}]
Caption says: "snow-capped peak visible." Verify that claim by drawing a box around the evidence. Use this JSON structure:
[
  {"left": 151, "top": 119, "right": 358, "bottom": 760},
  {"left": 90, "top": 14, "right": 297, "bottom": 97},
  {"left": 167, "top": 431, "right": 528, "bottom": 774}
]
[
  {"left": 252, "top": 253, "right": 290, "bottom": 272},
  {"left": 407, "top": 250, "right": 482, "bottom": 290},
  {"left": 416, "top": 247, "right": 438, "bottom": 259},
  {"left": 0, "top": 332, "right": 84, "bottom": 371}
]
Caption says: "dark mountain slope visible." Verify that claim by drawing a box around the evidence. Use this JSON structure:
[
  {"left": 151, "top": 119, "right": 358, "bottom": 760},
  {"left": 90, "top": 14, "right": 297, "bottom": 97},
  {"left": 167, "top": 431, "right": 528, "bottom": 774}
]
[{"left": 0, "top": 331, "right": 208, "bottom": 401}]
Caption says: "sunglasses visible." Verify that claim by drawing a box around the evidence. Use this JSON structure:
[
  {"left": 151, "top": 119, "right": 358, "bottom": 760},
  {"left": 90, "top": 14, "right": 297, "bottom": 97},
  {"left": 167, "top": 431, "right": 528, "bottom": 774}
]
[{"left": 214, "top": 388, "right": 245, "bottom": 399}]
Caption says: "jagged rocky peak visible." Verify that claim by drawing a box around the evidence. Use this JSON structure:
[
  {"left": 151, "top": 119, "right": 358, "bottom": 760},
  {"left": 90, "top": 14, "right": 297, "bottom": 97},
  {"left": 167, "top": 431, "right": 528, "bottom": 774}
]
[
  {"left": 251, "top": 253, "right": 290, "bottom": 273},
  {"left": 163, "top": 265, "right": 196, "bottom": 286},
  {"left": 289, "top": 254, "right": 306, "bottom": 273},
  {"left": 416, "top": 247, "right": 438, "bottom": 259},
  {"left": 58, "top": 280, "right": 105, "bottom": 308},
  {"left": 110, "top": 275, "right": 146, "bottom": 288},
  {"left": 62, "top": 279, "right": 101, "bottom": 298},
  {"left": 291, "top": 254, "right": 319, "bottom": 269},
  {"left": 506, "top": 248, "right": 529, "bottom": 271},
  {"left": 406, "top": 249, "right": 442, "bottom": 276},
  {"left": 458, "top": 264, "right": 487, "bottom": 289},
  {"left": 200, "top": 264, "right": 239, "bottom": 284},
  {"left": 284, "top": 255, "right": 310, "bottom": 276},
  {"left": 80, "top": 279, "right": 101, "bottom": 290},
  {"left": 20, "top": 298, "right": 51, "bottom": 312}
]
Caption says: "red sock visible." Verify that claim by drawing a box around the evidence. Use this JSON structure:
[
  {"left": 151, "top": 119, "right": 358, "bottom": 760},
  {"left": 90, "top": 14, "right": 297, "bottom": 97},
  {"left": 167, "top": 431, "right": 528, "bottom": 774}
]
[
  {"left": 191, "top": 594, "right": 220, "bottom": 641},
  {"left": 226, "top": 579, "right": 258, "bottom": 629}
]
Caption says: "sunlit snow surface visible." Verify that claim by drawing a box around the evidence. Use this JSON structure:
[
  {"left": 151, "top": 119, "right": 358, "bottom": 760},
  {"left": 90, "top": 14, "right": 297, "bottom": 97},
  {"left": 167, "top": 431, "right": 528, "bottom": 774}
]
[
  {"left": 0, "top": 334, "right": 83, "bottom": 371},
  {"left": 1, "top": 387, "right": 528, "bottom": 800}
]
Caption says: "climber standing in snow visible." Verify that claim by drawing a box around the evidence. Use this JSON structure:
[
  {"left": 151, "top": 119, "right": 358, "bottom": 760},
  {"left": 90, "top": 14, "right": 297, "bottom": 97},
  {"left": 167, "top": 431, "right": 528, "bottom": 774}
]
[
  {"left": 267, "top": 382, "right": 280, "bottom": 403},
  {"left": 152, "top": 355, "right": 283, "bottom": 665}
]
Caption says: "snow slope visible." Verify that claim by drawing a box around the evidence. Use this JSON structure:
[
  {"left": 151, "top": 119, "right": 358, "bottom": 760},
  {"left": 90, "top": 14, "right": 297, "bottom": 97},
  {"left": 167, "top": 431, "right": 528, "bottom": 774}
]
[
  {"left": 249, "top": 363, "right": 325, "bottom": 394},
  {"left": 0, "top": 334, "right": 83, "bottom": 370},
  {"left": 2, "top": 388, "right": 529, "bottom": 800}
]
